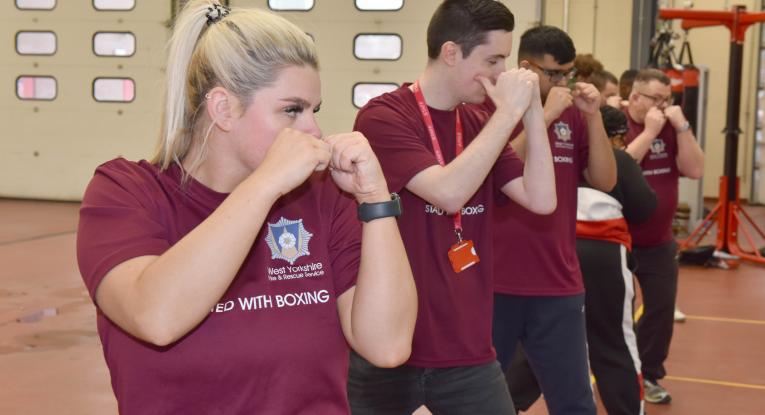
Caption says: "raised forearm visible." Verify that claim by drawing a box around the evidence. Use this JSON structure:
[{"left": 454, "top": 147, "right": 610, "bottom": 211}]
[
  {"left": 347, "top": 216, "right": 417, "bottom": 367},
  {"left": 625, "top": 130, "right": 655, "bottom": 163},
  {"left": 676, "top": 130, "right": 704, "bottom": 179},
  {"left": 509, "top": 133, "right": 527, "bottom": 161},
  {"left": 584, "top": 113, "right": 617, "bottom": 191},
  {"left": 97, "top": 171, "right": 279, "bottom": 346},
  {"left": 518, "top": 103, "right": 556, "bottom": 214},
  {"left": 410, "top": 108, "right": 523, "bottom": 213}
]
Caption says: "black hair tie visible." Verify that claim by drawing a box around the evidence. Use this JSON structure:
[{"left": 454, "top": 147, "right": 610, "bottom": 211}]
[{"left": 206, "top": 3, "right": 231, "bottom": 26}]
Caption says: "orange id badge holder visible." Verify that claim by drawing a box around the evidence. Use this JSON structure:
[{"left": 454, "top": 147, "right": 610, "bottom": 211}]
[{"left": 447, "top": 230, "right": 480, "bottom": 274}]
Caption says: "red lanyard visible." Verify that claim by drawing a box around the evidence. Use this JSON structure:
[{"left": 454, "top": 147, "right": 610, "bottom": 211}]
[{"left": 411, "top": 81, "right": 465, "bottom": 240}]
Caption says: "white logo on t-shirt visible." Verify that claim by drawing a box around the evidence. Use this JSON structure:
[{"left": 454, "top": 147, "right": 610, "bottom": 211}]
[
  {"left": 648, "top": 138, "right": 669, "bottom": 160},
  {"left": 554, "top": 122, "right": 572, "bottom": 142},
  {"left": 650, "top": 138, "right": 666, "bottom": 154},
  {"left": 425, "top": 204, "right": 485, "bottom": 216},
  {"left": 210, "top": 289, "right": 331, "bottom": 313},
  {"left": 265, "top": 217, "right": 313, "bottom": 264},
  {"left": 554, "top": 155, "right": 574, "bottom": 164},
  {"left": 553, "top": 121, "right": 574, "bottom": 150}
]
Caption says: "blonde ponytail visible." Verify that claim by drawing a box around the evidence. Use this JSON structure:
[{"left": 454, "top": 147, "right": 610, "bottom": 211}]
[{"left": 152, "top": 0, "right": 318, "bottom": 174}]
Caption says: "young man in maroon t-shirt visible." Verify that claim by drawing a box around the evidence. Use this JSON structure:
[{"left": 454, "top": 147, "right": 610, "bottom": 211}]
[
  {"left": 348, "top": 1, "right": 557, "bottom": 414},
  {"left": 490, "top": 26, "right": 616, "bottom": 415},
  {"left": 623, "top": 68, "right": 704, "bottom": 404}
]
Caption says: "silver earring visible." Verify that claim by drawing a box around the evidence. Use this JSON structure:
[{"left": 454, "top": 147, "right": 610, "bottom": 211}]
[{"left": 205, "top": 93, "right": 211, "bottom": 100}]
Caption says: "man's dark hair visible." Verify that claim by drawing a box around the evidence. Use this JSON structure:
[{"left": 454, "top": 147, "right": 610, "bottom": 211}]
[
  {"left": 589, "top": 70, "right": 618, "bottom": 91},
  {"left": 619, "top": 69, "right": 638, "bottom": 100},
  {"left": 427, "top": 0, "right": 515, "bottom": 60},
  {"left": 517, "top": 25, "right": 576, "bottom": 64}
]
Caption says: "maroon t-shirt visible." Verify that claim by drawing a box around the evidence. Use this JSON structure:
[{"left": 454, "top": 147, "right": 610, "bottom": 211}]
[
  {"left": 355, "top": 85, "right": 524, "bottom": 367},
  {"left": 492, "top": 106, "right": 590, "bottom": 295},
  {"left": 624, "top": 111, "right": 680, "bottom": 247},
  {"left": 77, "top": 159, "right": 360, "bottom": 414}
]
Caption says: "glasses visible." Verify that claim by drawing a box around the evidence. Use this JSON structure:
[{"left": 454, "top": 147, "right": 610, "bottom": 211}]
[
  {"left": 527, "top": 61, "right": 577, "bottom": 83},
  {"left": 637, "top": 92, "right": 673, "bottom": 107}
]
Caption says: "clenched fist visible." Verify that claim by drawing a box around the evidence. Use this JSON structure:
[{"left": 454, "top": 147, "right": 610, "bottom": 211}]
[
  {"left": 258, "top": 128, "right": 331, "bottom": 197},
  {"left": 544, "top": 86, "right": 574, "bottom": 123},
  {"left": 572, "top": 82, "right": 601, "bottom": 116},
  {"left": 663, "top": 105, "right": 687, "bottom": 130},
  {"left": 478, "top": 68, "right": 539, "bottom": 117},
  {"left": 644, "top": 107, "right": 667, "bottom": 136},
  {"left": 324, "top": 132, "right": 390, "bottom": 204}
]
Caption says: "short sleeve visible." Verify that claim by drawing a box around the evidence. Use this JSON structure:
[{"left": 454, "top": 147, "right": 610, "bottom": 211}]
[
  {"left": 492, "top": 145, "right": 525, "bottom": 197},
  {"left": 77, "top": 160, "right": 170, "bottom": 300},
  {"left": 614, "top": 149, "right": 658, "bottom": 225},
  {"left": 327, "top": 189, "right": 362, "bottom": 296},
  {"left": 355, "top": 102, "right": 439, "bottom": 193}
]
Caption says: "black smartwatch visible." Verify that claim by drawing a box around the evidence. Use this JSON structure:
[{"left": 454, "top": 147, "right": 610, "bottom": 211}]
[{"left": 357, "top": 193, "right": 402, "bottom": 222}]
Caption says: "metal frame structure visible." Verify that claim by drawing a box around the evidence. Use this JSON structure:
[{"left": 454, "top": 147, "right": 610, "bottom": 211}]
[{"left": 662, "top": 6, "right": 765, "bottom": 265}]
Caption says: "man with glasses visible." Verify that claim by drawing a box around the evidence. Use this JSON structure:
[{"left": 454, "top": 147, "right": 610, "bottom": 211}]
[
  {"left": 623, "top": 68, "right": 704, "bottom": 405},
  {"left": 636, "top": 91, "right": 674, "bottom": 107},
  {"left": 489, "top": 26, "right": 616, "bottom": 414}
]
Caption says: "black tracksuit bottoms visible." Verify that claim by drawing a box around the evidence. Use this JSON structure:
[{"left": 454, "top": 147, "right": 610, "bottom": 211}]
[
  {"left": 633, "top": 240, "right": 678, "bottom": 382},
  {"left": 578, "top": 239, "right": 644, "bottom": 415}
]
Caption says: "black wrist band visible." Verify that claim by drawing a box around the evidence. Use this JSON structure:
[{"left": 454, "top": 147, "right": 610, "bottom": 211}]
[{"left": 357, "top": 193, "right": 402, "bottom": 222}]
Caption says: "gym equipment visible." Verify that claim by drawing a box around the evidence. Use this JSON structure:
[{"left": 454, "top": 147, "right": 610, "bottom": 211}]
[{"left": 660, "top": 6, "right": 765, "bottom": 265}]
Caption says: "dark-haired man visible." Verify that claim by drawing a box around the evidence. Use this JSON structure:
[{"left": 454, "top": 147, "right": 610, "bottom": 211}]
[
  {"left": 619, "top": 69, "right": 639, "bottom": 101},
  {"left": 589, "top": 70, "right": 620, "bottom": 107},
  {"left": 348, "top": 1, "right": 557, "bottom": 414},
  {"left": 489, "top": 25, "right": 616, "bottom": 414},
  {"left": 623, "top": 68, "right": 704, "bottom": 405}
]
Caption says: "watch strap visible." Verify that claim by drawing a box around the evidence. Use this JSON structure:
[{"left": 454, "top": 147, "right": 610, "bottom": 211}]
[{"left": 357, "top": 193, "right": 402, "bottom": 222}]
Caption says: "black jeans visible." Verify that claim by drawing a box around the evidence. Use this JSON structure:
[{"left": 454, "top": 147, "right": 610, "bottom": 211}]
[{"left": 347, "top": 351, "right": 515, "bottom": 415}]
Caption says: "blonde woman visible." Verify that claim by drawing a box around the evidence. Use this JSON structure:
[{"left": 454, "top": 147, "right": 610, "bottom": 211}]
[{"left": 76, "top": 2, "right": 416, "bottom": 413}]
